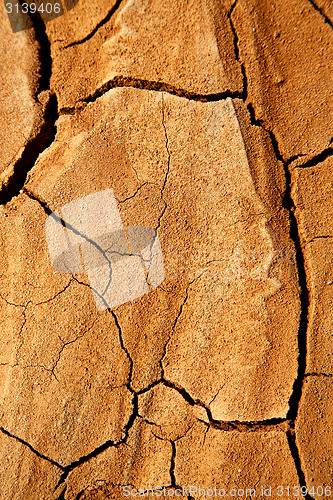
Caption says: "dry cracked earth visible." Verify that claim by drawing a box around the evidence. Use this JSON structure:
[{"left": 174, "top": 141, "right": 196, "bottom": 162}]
[{"left": 0, "top": 0, "right": 333, "bottom": 499}]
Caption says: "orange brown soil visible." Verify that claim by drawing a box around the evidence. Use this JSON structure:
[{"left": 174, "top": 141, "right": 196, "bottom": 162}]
[{"left": 0, "top": 0, "right": 332, "bottom": 499}]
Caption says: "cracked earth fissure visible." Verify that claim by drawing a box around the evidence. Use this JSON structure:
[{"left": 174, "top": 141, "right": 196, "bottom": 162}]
[
  {"left": 289, "top": 146, "right": 333, "bottom": 169},
  {"left": 59, "top": 77, "right": 243, "bottom": 115},
  {"left": 170, "top": 441, "right": 177, "bottom": 487},
  {"left": 226, "top": 12, "right": 313, "bottom": 496},
  {"left": 159, "top": 283, "right": 190, "bottom": 376},
  {"left": 0, "top": 2, "right": 324, "bottom": 494},
  {"left": 229, "top": 2, "right": 310, "bottom": 424},
  {"left": 110, "top": 310, "right": 135, "bottom": 393},
  {"left": 161, "top": 378, "right": 290, "bottom": 432},
  {"left": 228, "top": 0, "right": 248, "bottom": 100},
  {"left": 251, "top": 89, "right": 313, "bottom": 500},
  {"left": 0, "top": 2, "right": 58, "bottom": 206},
  {"left": 64, "top": 0, "right": 125, "bottom": 48},
  {"left": 0, "top": 426, "right": 65, "bottom": 470},
  {"left": 307, "top": 0, "right": 333, "bottom": 28},
  {"left": 55, "top": 389, "right": 139, "bottom": 487},
  {"left": 287, "top": 429, "right": 314, "bottom": 500},
  {"left": 50, "top": 318, "right": 97, "bottom": 383}
]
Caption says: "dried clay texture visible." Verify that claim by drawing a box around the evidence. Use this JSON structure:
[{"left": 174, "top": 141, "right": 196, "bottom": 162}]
[{"left": 0, "top": 0, "right": 332, "bottom": 499}]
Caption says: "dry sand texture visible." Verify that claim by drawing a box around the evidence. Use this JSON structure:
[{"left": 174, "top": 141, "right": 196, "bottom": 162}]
[{"left": 0, "top": 0, "right": 332, "bottom": 498}]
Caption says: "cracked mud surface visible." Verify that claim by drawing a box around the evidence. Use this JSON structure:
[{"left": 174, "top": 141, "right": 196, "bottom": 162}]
[{"left": 0, "top": 0, "right": 332, "bottom": 498}]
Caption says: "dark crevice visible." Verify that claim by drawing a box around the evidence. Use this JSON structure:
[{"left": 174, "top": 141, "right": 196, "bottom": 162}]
[
  {"left": 203, "top": 407, "right": 288, "bottom": 432},
  {"left": 54, "top": 484, "right": 67, "bottom": 500},
  {"left": 307, "top": 0, "right": 333, "bottom": 28},
  {"left": 55, "top": 439, "right": 123, "bottom": 487},
  {"left": 55, "top": 392, "right": 138, "bottom": 488},
  {"left": 136, "top": 379, "right": 162, "bottom": 395},
  {"left": 290, "top": 147, "right": 333, "bottom": 170},
  {"left": 162, "top": 379, "right": 197, "bottom": 407},
  {"left": 110, "top": 310, "right": 134, "bottom": 393},
  {"left": 228, "top": 0, "right": 248, "bottom": 101},
  {"left": 22, "top": 187, "right": 52, "bottom": 214},
  {"left": 287, "top": 429, "right": 315, "bottom": 500},
  {"left": 59, "top": 77, "right": 243, "bottom": 115},
  {"left": 243, "top": 76, "right": 311, "bottom": 490},
  {"left": 0, "top": 94, "right": 58, "bottom": 205},
  {"left": 170, "top": 441, "right": 177, "bottom": 487},
  {"left": 246, "top": 102, "right": 264, "bottom": 129},
  {"left": 0, "top": 3, "right": 58, "bottom": 206},
  {"left": 283, "top": 163, "right": 309, "bottom": 424},
  {"left": 285, "top": 154, "right": 306, "bottom": 167},
  {"left": 0, "top": 427, "right": 65, "bottom": 470},
  {"left": 248, "top": 98, "right": 311, "bottom": 488},
  {"left": 64, "top": 0, "right": 125, "bottom": 48},
  {"left": 161, "top": 378, "right": 289, "bottom": 432},
  {"left": 309, "top": 234, "right": 332, "bottom": 243}
]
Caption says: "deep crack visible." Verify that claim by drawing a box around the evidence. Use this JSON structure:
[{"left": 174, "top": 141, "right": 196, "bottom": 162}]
[
  {"left": 289, "top": 147, "right": 333, "bottom": 169},
  {"left": 55, "top": 391, "right": 138, "bottom": 487},
  {"left": 0, "top": 427, "right": 64, "bottom": 470},
  {"left": 170, "top": 441, "right": 177, "bottom": 487},
  {"left": 228, "top": 0, "right": 248, "bottom": 101},
  {"left": 287, "top": 428, "right": 315, "bottom": 500},
  {"left": 59, "top": 77, "right": 243, "bottom": 115},
  {"left": 0, "top": 4, "right": 58, "bottom": 205},
  {"left": 64, "top": 0, "right": 126, "bottom": 48},
  {"left": 110, "top": 309, "right": 135, "bottom": 393},
  {"left": 307, "top": 0, "right": 333, "bottom": 28}
]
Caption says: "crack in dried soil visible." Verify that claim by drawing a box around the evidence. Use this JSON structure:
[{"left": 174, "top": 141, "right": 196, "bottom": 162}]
[
  {"left": 55, "top": 390, "right": 139, "bottom": 487},
  {"left": 110, "top": 309, "right": 135, "bottom": 393},
  {"left": 0, "top": 3, "right": 58, "bottom": 206},
  {"left": 50, "top": 317, "right": 98, "bottom": 382},
  {"left": 289, "top": 146, "right": 333, "bottom": 169},
  {"left": 116, "top": 182, "right": 149, "bottom": 204},
  {"left": 226, "top": 8, "right": 314, "bottom": 495},
  {"left": 159, "top": 276, "right": 200, "bottom": 376},
  {"left": 228, "top": 0, "right": 248, "bottom": 100},
  {"left": 64, "top": 0, "right": 126, "bottom": 48},
  {"left": 307, "top": 0, "right": 333, "bottom": 28},
  {"left": 59, "top": 77, "right": 243, "bottom": 116},
  {"left": 0, "top": 426, "right": 65, "bottom": 470},
  {"left": 1, "top": 3, "right": 329, "bottom": 495}
]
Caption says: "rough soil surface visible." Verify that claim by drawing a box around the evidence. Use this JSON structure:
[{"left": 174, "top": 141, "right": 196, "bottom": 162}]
[{"left": 0, "top": 0, "right": 332, "bottom": 499}]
